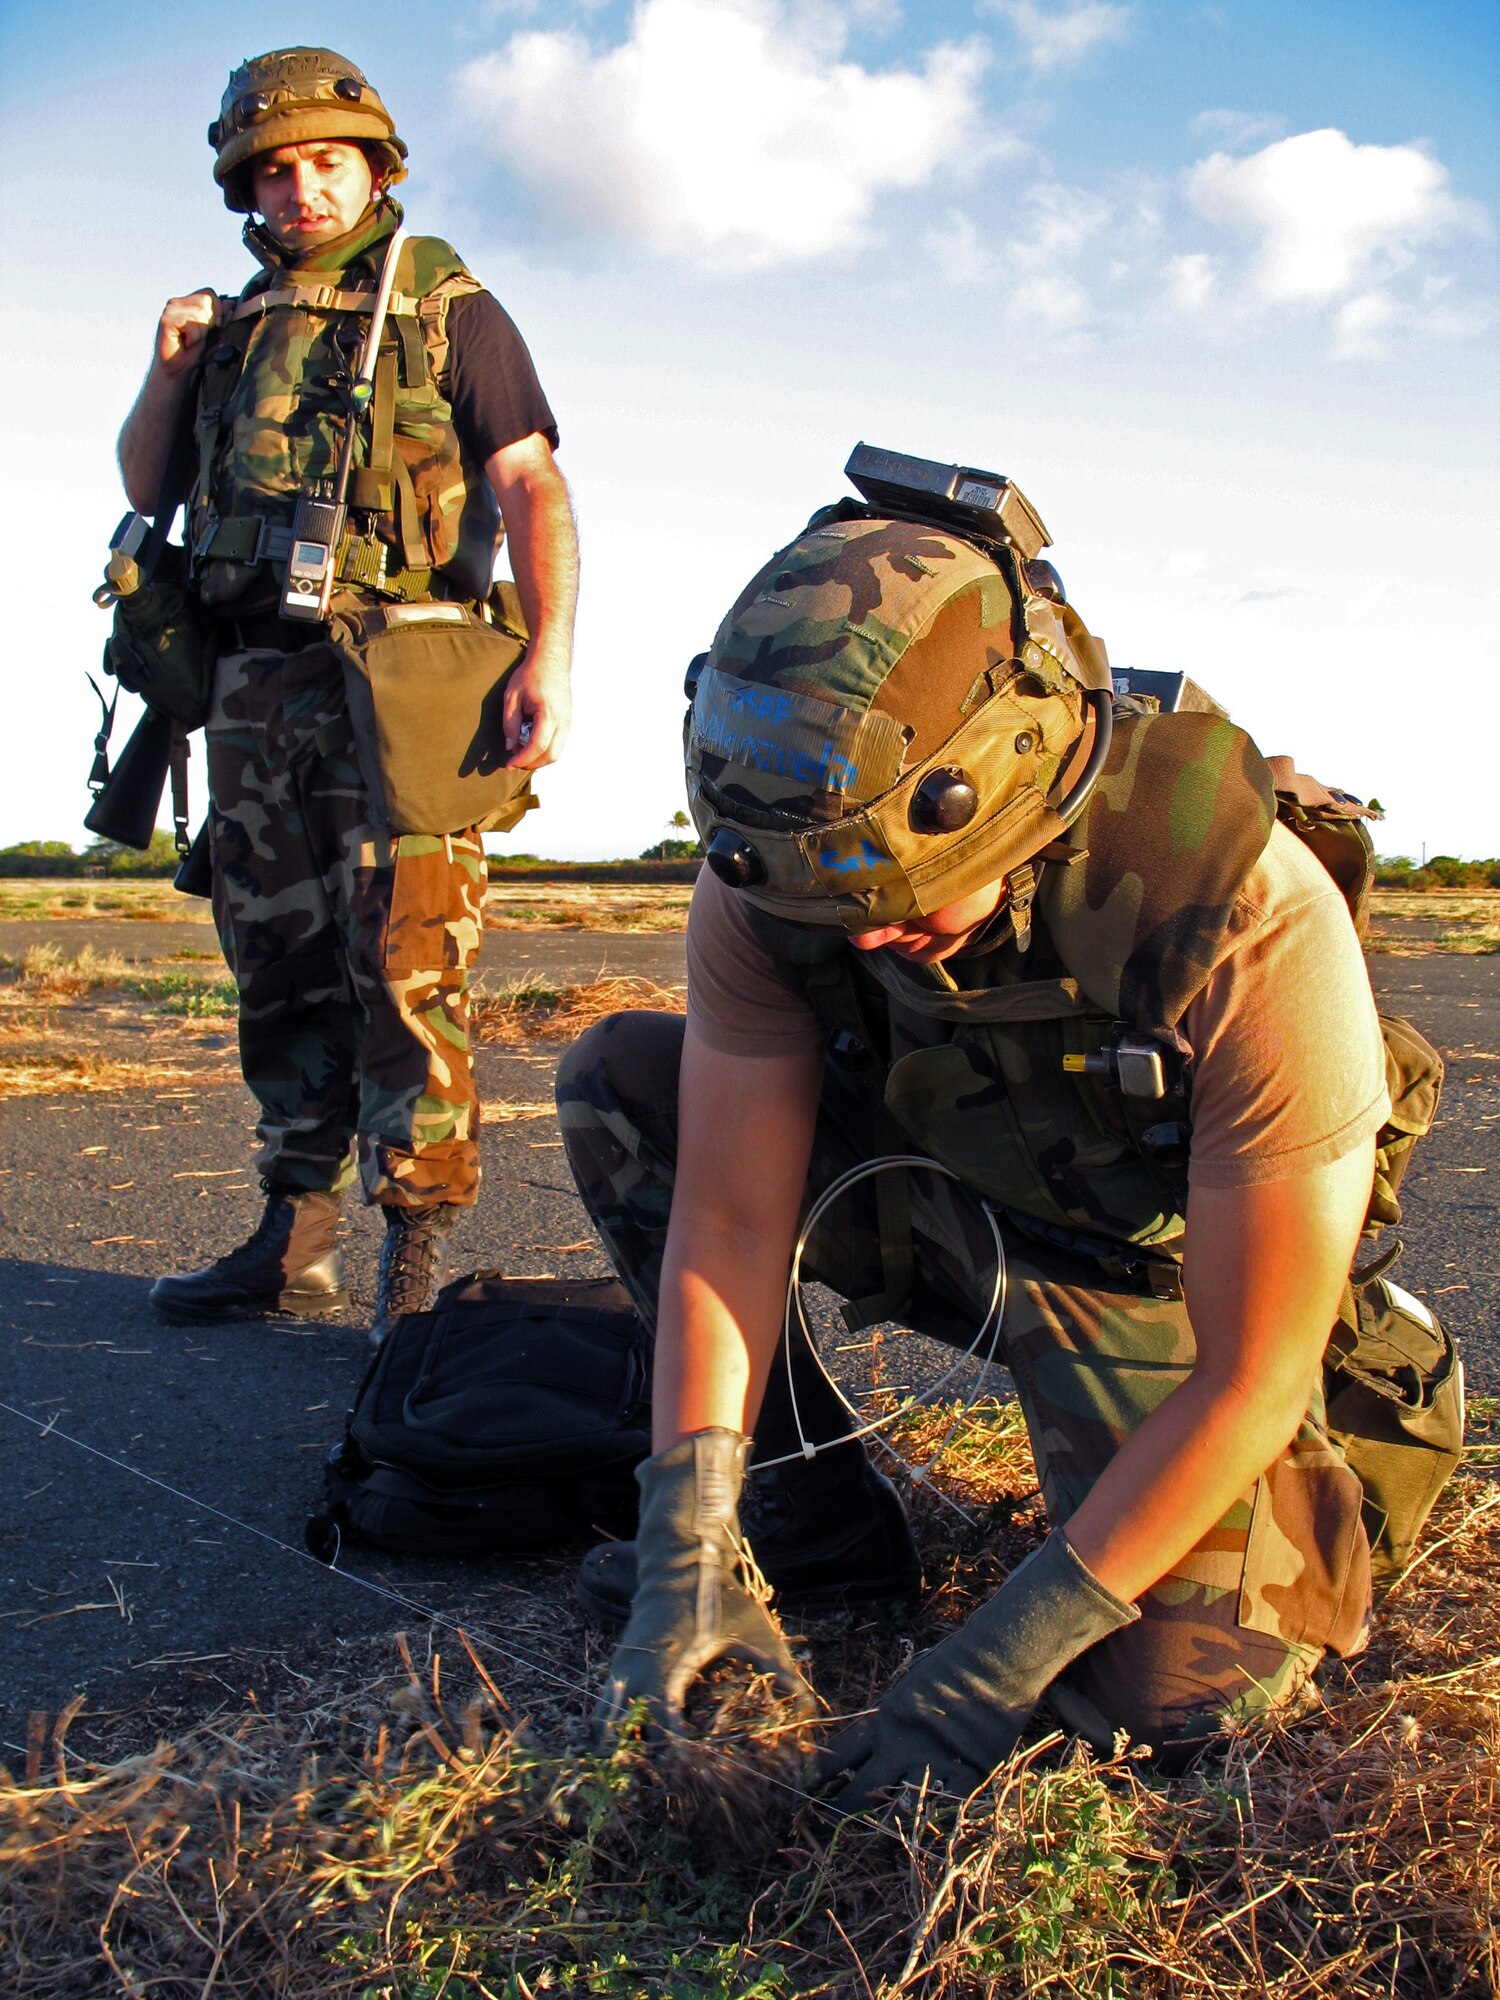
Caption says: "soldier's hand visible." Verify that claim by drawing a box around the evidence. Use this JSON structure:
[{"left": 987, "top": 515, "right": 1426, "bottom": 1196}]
[
  {"left": 816, "top": 1532, "right": 1139, "bottom": 1814},
  {"left": 502, "top": 646, "right": 573, "bottom": 771},
  {"left": 816, "top": 1703, "right": 990, "bottom": 1813},
  {"left": 155, "top": 291, "right": 224, "bottom": 377}
]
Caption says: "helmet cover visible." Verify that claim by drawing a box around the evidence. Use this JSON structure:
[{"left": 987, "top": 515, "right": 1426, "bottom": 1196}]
[
  {"left": 210, "top": 47, "right": 408, "bottom": 212},
  {"left": 685, "top": 511, "right": 1111, "bottom": 930}
]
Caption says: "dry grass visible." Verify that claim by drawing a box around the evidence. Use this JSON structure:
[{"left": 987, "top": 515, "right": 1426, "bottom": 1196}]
[
  {"left": 3, "top": 879, "right": 1496, "bottom": 950},
  {"left": 0, "top": 1053, "right": 217, "bottom": 1097},
  {"left": 0, "top": 882, "right": 201, "bottom": 923},
  {"left": 0, "top": 944, "right": 132, "bottom": 1000},
  {"left": 4, "top": 1397, "right": 1496, "bottom": 1999},
  {"left": 0, "top": 948, "right": 238, "bottom": 1095},
  {"left": 484, "top": 883, "right": 693, "bottom": 934},
  {"left": 472, "top": 973, "right": 687, "bottom": 1046},
  {"left": 1367, "top": 889, "right": 1500, "bottom": 955},
  {"left": 0, "top": 953, "right": 679, "bottom": 1098},
  {"left": 0, "top": 946, "right": 236, "bottom": 1014},
  {"left": 0, "top": 877, "right": 695, "bottom": 932}
]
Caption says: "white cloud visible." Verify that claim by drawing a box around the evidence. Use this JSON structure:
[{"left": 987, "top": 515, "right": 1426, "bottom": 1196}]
[
  {"left": 985, "top": 0, "right": 1133, "bottom": 73},
  {"left": 1186, "top": 128, "right": 1486, "bottom": 304},
  {"left": 1188, "top": 108, "right": 1283, "bottom": 149},
  {"left": 843, "top": 0, "right": 902, "bottom": 28},
  {"left": 926, "top": 208, "right": 994, "bottom": 285},
  {"left": 1165, "top": 251, "right": 1215, "bottom": 310},
  {"left": 1012, "top": 271, "right": 1091, "bottom": 328},
  {"left": 1007, "top": 181, "right": 1109, "bottom": 265},
  {"left": 1334, "top": 289, "right": 1401, "bottom": 359},
  {"left": 458, "top": 0, "right": 988, "bottom": 272}
]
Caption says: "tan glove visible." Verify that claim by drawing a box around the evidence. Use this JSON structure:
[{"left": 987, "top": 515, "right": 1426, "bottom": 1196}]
[{"left": 594, "top": 1428, "right": 812, "bottom": 1736}]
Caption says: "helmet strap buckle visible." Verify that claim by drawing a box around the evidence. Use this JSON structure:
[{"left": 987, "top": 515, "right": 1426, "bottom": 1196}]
[{"left": 1006, "top": 860, "right": 1039, "bottom": 954}]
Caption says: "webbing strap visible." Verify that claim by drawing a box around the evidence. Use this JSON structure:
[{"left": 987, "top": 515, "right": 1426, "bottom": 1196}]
[
  {"left": 391, "top": 452, "right": 430, "bottom": 570},
  {"left": 168, "top": 727, "right": 191, "bottom": 857},
  {"left": 87, "top": 674, "right": 119, "bottom": 790},
  {"left": 842, "top": 1161, "right": 916, "bottom": 1332},
  {"left": 1007, "top": 860, "right": 1039, "bottom": 954},
  {"left": 369, "top": 347, "right": 397, "bottom": 483},
  {"left": 394, "top": 314, "right": 426, "bottom": 387},
  {"left": 228, "top": 286, "right": 419, "bottom": 322},
  {"left": 200, "top": 517, "right": 294, "bottom": 565}
]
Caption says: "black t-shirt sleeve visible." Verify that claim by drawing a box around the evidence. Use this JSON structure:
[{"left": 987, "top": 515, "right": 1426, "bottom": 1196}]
[{"left": 444, "top": 290, "right": 560, "bottom": 461}]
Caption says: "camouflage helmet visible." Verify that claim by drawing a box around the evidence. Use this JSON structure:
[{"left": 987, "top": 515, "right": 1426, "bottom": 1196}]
[
  {"left": 684, "top": 495, "right": 1114, "bottom": 930},
  {"left": 209, "top": 48, "right": 408, "bottom": 213}
]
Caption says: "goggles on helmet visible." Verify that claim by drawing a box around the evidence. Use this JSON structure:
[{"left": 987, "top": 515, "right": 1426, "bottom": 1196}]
[{"left": 209, "top": 49, "right": 407, "bottom": 211}]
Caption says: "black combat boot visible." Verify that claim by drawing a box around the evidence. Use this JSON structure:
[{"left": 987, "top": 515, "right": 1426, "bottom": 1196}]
[
  {"left": 149, "top": 1186, "right": 347, "bottom": 1324},
  {"left": 574, "top": 1442, "right": 924, "bottom": 1628},
  {"left": 367, "top": 1204, "right": 459, "bottom": 1351}
]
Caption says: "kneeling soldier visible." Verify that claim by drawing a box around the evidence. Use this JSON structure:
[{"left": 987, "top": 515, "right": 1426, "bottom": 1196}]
[{"left": 559, "top": 449, "right": 1438, "bottom": 1803}]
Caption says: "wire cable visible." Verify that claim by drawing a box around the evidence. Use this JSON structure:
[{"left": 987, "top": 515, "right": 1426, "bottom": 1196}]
[{"left": 754, "top": 1154, "right": 1007, "bottom": 1474}]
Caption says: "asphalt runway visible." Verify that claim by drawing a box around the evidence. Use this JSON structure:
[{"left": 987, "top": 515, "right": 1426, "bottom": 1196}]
[{"left": 0, "top": 941, "right": 1494, "bottom": 1747}]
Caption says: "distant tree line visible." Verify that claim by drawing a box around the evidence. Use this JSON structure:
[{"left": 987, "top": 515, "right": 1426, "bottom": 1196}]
[
  {"left": 0, "top": 833, "right": 184, "bottom": 877},
  {"left": 0, "top": 836, "right": 706, "bottom": 880},
  {"left": 4, "top": 836, "right": 1492, "bottom": 888},
  {"left": 1374, "top": 855, "right": 1500, "bottom": 889}
]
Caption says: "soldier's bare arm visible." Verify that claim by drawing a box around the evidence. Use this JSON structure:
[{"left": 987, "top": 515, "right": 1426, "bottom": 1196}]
[
  {"left": 484, "top": 433, "right": 579, "bottom": 771},
  {"left": 118, "top": 290, "right": 224, "bottom": 510},
  {"left": 651, "top": 1027, "right": 824, "bottom": 1452},
  {"left": 1064, "top": 1137, "right": 1376, "bottom": 1602}
]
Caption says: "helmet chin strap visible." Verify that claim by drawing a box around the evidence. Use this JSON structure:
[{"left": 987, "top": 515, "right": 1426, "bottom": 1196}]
[
  {"left": 243, "top": 195, "right": 402, "bottom": 272},
  {"left": 1052, "top": 687, "right": 1114, "bottom": 827}
]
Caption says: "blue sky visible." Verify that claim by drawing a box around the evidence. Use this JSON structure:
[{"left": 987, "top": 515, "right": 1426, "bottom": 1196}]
[{"left": 1, "top": 0, "right": 1496, "bottom": 859}]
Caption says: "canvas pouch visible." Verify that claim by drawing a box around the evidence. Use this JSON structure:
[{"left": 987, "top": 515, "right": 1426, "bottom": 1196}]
[{"left": 330, "top": 590, "right": 537, "bottom": 836}]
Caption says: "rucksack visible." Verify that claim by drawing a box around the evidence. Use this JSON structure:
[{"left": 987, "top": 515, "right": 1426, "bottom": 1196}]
[
  {"left": 1326, "top": 1271, "right": 1464, "bottom": 1592},
  {"left": 306, "top": 1271, "right": 650, "bottom": 1560}
]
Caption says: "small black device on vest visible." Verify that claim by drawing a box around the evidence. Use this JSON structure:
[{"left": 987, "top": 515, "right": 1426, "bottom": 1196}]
[{"left": 845, "top": 441, "right": 1052, "bottom": 562}]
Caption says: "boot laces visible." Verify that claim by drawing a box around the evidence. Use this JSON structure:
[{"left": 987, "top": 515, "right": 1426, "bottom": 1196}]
[{"left": 378, "top": 1215, "right": 448, "bottom": 1317}]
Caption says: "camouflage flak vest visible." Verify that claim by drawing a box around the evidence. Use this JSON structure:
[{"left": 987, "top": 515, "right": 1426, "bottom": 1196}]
[
  {"left": 189, "top": 224, "right": 502, "bottom": 607},
  {"left": 753, "top": 708, "right": 1428, "bottom": 1286}
]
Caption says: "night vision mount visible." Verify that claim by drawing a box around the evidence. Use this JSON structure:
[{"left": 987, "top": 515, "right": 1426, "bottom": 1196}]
[{"left": 844, "top": 442, "right": 1052, "bottom": 563}]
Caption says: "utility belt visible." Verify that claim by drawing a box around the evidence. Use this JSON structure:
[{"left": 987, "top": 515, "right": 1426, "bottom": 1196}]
[
  {"left": 196, "top": 512, "right": 434, "bottom": 603},
  {"left": 217, "top": 609, "right": 332, "bottom": 654},
  {"left": 996, "top": 1206, "right": 1186, "bottom": 1299}
]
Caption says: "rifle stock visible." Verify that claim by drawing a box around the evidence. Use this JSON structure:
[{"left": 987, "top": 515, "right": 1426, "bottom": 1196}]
[
  {"left": 83, "top": 706, "right": 172, "bottom": 850},
  {"left": 173, "top": 818, "right": 214, "bottom": 897}
]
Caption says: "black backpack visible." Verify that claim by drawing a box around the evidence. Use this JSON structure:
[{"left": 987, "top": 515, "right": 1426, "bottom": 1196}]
[{"left": 306, "top": 1271, "right": 650, "bottom": 1560}]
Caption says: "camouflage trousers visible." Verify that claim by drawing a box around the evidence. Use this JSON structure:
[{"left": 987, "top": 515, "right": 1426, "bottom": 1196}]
[
  {"left": 557, "top": 1011, "right": 1373, "bottom": 1750},
  {"left": 206, "top": 645, "right": 486, "bottom": 1209}
]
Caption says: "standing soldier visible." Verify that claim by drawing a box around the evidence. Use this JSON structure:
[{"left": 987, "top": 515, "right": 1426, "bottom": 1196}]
[
  {"left": 120, "top": 48, "right": 578, "bottom": 1345},
  {"left": 558, "top": 451, "right": 1458, "bottom": 1794}
]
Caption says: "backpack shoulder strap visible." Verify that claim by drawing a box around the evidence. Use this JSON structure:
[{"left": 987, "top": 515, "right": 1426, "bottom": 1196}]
[
  {"left": 417, "top": 270, "right": 485, "bottom": 397},
  {"left": 388, "top": 236, "right": 482, "bottom": 396},
  {"left": 1265, "top": 756, "right": 1380, "bottom": 936}
]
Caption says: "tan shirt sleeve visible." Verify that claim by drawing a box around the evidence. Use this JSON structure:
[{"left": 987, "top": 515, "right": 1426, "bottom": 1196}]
[
  {"left": 686, "top": 867, "right": 827, "bottom": 1059},
  {"left": 1183, "top": 822, "right": 1390, "bottom": 1188}
]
